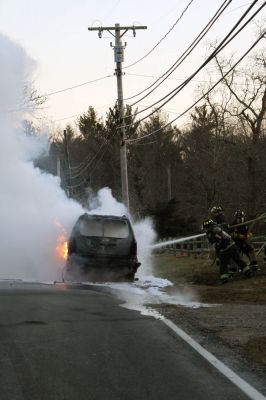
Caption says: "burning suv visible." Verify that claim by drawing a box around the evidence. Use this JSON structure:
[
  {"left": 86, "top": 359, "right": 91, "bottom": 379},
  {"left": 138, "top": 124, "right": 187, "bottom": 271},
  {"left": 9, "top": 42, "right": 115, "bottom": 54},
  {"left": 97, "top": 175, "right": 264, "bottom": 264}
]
[{"left": 65, "top": 213, "right": 141, "bottom": 282}]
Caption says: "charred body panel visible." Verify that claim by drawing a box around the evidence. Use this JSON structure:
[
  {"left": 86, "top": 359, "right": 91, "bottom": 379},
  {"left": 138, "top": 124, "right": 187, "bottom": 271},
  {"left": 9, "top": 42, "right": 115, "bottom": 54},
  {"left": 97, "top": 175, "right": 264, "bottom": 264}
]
[{"left": 66, "top": 214, "right": 141, "bottom": 281}]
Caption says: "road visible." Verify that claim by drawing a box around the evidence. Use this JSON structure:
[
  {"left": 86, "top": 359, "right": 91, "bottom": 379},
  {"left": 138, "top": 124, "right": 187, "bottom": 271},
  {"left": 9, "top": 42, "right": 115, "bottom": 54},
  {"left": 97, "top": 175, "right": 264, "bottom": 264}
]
[{"left": 0, "top": 281, "right": 256, "bottom": 400}]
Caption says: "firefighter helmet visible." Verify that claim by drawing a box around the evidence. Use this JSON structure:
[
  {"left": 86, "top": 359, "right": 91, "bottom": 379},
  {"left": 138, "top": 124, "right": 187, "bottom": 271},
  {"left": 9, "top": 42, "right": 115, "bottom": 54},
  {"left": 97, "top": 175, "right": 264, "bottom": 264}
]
[
  {"left": 210, "top": 205, "right": 223, "bottom": 217},
  {"left": 234, "top": 209, "right": 246, "bottom": 223},
  {"left": 234, "top": 210, "right": 246, "bottom": 219}
]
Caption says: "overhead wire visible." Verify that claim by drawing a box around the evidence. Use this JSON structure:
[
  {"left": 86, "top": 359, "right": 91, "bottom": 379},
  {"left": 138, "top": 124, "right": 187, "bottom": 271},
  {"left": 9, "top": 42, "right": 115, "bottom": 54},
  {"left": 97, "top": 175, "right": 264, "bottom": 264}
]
[
  {"left": 123, "top": 0, "right": 196, "bottom": 69},
  {"left": 128, "top": 0, "right": 263, "bottom": 108},
  {"left": 126, "top": 72, "right": 256, "bottom": 86},
  {"left": 60, "top": 103, "right": 116, "bottom": 174},
  {"left": 53, "top": 102, "right": 114, "bottom": 123},
  {"left": 66, "top": 141, "right": 108, "bottom": 188},
  {"left": 69, "top": 149, "right": 104, "bottom": 179},
  {"left": 65, "top": 0, "right": 263, "bottom": 167},
  {"left": 42, "top": 74, "right": 113, "bottom": 97},
  {"left": 126, "top": 29, "right": 266, "bottom": 144},
  {"left": 67, "top": 128, "right": 118, "bottom": 188},
  {"left": 39, "top": 2, "right": 244, "bottom": 121},
  {"left": 124, "top": 0, "right": 233, "bottom": 102},
  {"left": 127, "top": 72, "right": 203, "bottom": 82},
  {"left": 123, "top": 0, "right": 265, "bottom": 126},
  {"left": 50, "top": 1, "right": 264, "bottom": 179},
  {"left": 102, "top": 0, "right": 121, "bottom": 19}
]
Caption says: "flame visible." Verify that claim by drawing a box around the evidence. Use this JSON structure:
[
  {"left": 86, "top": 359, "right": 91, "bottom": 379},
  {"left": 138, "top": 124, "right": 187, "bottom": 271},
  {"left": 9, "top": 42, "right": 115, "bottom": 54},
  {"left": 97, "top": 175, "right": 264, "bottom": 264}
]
[
  {"left": 54, "top": 218, "right": 68, "bottom": 261},
  {"left": 56, "top": 234, "right": 68, "bottom": 261}
]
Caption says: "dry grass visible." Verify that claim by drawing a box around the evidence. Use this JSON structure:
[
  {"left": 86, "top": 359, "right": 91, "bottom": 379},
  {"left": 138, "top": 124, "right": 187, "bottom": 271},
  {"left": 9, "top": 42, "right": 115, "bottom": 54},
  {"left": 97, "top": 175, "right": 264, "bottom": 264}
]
[{"left": 152, "top": 250, "right": 266, "bottom": 286}]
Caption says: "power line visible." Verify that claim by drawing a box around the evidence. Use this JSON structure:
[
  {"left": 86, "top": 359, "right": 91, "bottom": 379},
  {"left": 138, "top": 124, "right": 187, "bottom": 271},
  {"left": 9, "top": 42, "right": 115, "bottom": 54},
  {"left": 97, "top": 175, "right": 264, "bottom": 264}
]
[
  {"left": 67, "top": 142, "right": 107, "bottom": 187},
  {"left": 67, "top": 130, "right": 117, "bottom": 189},
  {"left": 126, "top": 72, "right": 257, "bottom": 86},
  {"left": 124, "top": 0, "right": 233, "bottom": 102},
  {"left": 37, "top": 2, "right": 251, "bottom": 116},
  {"left": 126, "top": 29, "right": 265, "bottom": 144},
  {"left": 123, "top": 0, "right": 196, "bottom": 69},
  {"left": 102, "top": 0, "right": 121, "bottom": 19},
  {"left": 223, "top": 1, "right": 262, "bottom": 15},
  {"left": 51, "top": 102, "right": 114, "bottom": 123},
  {"left": 42, "top": 74, "right": 113, "bottom": 97},
  {"left": 54, "top": 113, "right": 82, "bottom": 122},
  {"left": 63, "top": 1, "right": 265, "bottom": 169},
  {"left": 124, "top": 0, "right": 264, "bottom": 125},
  {"left": 69, "top": 149, "right": 103, "bottom": 178},
  {"left": 127, "top": 72, "right": 199, "bottom": 82}
]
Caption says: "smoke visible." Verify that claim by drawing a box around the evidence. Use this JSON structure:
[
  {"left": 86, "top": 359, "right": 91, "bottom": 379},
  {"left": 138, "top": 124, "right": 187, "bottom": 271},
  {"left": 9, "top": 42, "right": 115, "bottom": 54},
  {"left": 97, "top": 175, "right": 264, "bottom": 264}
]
[
  {"left": 0, "top": 34, "right": 35, "bottom": 115},
  {"left": 84, "top": 190, "right": 205, "bottom": 310},
  {"left": 86, "top": 187, "right": 127, "bottom": 216},
  {"left": 0, "top": 33, "right": 84, "bottom": 281},
  {"left": 0, "top": 33, "right": 157, "bottom": 282},
  {"left": 85, "top": 187, "right": 157, "bottom": 275},
  {"left": 0, "top": 32, "right": 201, "bottom": 317}
]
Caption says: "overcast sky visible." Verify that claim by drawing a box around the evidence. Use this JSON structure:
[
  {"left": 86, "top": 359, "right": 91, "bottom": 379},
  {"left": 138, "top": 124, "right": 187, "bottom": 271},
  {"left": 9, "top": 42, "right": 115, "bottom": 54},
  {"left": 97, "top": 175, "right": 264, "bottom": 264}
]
[{"left": 0, "top": 0, "right": 264, "bottom": 130}]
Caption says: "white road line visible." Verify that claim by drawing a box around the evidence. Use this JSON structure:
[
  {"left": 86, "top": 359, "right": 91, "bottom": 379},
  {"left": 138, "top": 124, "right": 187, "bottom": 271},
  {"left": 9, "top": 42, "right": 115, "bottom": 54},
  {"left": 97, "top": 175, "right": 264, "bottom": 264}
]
[{"left": 163, "top": 318, "right": 266, "bottom": 400}]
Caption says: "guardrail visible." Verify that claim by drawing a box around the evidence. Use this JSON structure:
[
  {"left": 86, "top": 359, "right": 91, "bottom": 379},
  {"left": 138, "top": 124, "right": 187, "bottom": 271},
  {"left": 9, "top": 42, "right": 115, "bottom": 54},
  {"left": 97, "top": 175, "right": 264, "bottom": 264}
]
[{"left": 154, "top": 235, "right": 266, "bottom": 256}]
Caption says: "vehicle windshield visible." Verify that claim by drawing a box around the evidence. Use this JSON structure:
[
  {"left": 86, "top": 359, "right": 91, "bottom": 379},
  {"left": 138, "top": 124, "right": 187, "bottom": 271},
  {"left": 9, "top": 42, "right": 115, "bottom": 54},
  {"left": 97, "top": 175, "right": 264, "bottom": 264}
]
[
  {"left": 79, "top": 218, "right": 129, "bottom": 238},
  {"left": 104, "top": 219, "right": 129, "bottom": 238},
  {"left": 79, "top": 219, "right": 102, "bottom": 237}
]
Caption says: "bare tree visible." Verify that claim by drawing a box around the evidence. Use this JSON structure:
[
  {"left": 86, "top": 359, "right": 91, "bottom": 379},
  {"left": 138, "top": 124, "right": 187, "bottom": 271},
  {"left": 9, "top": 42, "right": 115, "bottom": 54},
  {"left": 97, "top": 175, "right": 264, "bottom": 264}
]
[{"left": 197, "top": 46, "right": 266, "bottom": 216}]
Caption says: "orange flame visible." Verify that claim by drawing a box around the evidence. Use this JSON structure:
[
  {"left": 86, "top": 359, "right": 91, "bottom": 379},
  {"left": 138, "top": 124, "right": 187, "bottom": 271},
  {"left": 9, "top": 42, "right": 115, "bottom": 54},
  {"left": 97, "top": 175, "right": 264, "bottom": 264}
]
[
  {"left": 54, "top": 219, "right": 68, "bottom": 261},
  {"left": 56, "top": 234, "right": 68, "bottom": 261}
]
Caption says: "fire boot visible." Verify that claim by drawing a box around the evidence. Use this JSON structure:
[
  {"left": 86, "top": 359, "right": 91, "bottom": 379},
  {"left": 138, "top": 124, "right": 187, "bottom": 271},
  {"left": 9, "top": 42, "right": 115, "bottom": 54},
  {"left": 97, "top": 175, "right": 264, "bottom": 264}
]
[
  {"left": 220, "top": 273, "right": 229, "bottom": 284},
  {"left": 228, "top": 263, "right": 238, "bottom": 275},
  {"left": 249, "top": 260, "right": 259, "bottom": 272},
  {"left": 242, "top": 265, "right": 252, "bottom": 277}
]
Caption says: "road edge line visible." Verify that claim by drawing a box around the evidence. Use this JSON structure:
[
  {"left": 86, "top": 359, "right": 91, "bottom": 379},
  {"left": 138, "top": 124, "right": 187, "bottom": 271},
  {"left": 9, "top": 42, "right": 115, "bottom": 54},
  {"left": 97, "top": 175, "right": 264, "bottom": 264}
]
[{"left": 163, "top": 317, "right": 266, "bottom": 400}]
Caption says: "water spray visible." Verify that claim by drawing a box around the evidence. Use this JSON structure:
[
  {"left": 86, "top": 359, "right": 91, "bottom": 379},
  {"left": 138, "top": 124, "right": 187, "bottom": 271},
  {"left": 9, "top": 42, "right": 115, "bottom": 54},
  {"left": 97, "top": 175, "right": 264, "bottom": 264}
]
[{"left": 150, "top": 233, "right": 206, "bottom": 250}]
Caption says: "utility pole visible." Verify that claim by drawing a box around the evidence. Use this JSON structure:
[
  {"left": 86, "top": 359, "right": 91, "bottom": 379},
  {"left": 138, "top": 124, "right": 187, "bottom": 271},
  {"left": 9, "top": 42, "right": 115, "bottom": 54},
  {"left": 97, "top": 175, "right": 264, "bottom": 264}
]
[
  {"left": 56, "top": 157, "right": 61, "bottom": 179},
  {"left": 167, "top": 165, "right": 172, "bottom": 201},
  {"left": 63, "top": 129, "right": 71, "bottom": 197},
  {"left": 88, "top": 23, "right": 147, "bottom": 210}
]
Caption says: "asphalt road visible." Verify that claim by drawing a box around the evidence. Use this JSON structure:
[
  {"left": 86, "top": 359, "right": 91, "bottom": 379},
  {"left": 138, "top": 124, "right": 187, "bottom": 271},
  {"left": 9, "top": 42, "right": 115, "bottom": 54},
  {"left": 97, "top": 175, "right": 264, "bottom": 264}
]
[{"left": 0, "top": 281, "right": 252, "bottom": 400}]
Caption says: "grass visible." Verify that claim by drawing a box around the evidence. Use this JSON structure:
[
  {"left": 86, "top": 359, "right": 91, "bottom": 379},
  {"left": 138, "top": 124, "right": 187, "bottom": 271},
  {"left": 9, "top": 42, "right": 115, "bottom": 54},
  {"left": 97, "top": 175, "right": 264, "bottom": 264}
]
[{"left": 152, "top": 250, "right": 266, "bottom": 286}]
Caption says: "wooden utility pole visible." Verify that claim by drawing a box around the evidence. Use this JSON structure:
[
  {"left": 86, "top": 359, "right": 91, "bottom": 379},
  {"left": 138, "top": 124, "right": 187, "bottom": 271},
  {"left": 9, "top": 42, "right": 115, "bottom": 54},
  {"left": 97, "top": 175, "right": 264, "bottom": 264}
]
[
  {"left": 88, "top": 23, "right": 147, "bottom": 210},
  {"left": 63, "top": 129, "right": 71, "bottom": 197},
  {"left": 167, "top": 165, "right": 172, "bottom": 201},
  {"left": 56, "top": 157, "right": 61, "bottom": 179}
]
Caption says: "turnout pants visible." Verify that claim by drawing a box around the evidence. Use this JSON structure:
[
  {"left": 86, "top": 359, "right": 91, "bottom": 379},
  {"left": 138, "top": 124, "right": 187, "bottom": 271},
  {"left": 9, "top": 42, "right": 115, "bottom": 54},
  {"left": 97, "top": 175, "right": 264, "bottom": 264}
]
[{"left": 219, "top": 244, "right": 246, "bottom": 276}]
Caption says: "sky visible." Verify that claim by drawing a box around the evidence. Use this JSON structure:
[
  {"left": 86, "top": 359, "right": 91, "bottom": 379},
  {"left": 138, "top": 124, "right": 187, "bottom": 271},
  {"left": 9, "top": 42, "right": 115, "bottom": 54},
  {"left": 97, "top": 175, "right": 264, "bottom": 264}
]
[{"left": 0, "top": 0, "right": 264, "bottom": 132}]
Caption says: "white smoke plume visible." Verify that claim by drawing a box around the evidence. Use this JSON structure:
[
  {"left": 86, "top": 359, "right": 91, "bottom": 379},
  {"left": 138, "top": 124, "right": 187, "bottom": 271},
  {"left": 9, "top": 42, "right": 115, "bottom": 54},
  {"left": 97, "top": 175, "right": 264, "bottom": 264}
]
[
  {"left": 0, "top": 33, "right": 157, "bottom": 282},
  {"left": 86, "top": 187, "right": 127, "bottom": 216},
  {"left": 0, "top": 33, "right": 84, "bottom": 281}
]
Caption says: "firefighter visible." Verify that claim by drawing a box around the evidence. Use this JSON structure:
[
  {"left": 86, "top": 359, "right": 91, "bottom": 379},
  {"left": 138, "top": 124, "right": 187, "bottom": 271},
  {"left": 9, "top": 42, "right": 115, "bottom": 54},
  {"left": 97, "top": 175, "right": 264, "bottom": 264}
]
[
  {"left": 209, "top": 206, "right": 234, "bottom": 272},
  {"left": 210, "top": 205, "right": 229, "bottom": 232},
  {"left": 231, "top": 210, "right": 258, "bottom": 272},
  {"left": 202, "top": 218, "right": 251, "bottom": 284}
]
